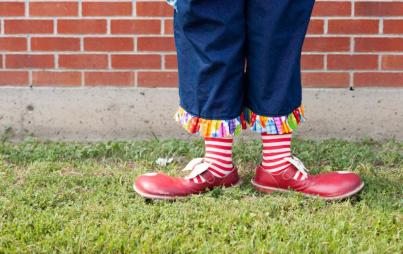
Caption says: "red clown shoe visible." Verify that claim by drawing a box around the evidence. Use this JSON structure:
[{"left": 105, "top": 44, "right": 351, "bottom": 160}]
[
  {"left": 134, "top": 158, "right": 240, "bottom": 200},
  {"left": 252, "top": 157, "right": 364, "bottom": 200}
]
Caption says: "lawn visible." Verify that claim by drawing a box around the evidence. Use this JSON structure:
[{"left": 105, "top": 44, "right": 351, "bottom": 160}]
[{"left": 0, "top": 138, "right": 402, "bottom": 253}]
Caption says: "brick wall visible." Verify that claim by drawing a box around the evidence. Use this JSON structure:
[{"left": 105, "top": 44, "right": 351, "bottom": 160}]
[{"left": 0, "top": 0, "right": 402, "bottom": 88}]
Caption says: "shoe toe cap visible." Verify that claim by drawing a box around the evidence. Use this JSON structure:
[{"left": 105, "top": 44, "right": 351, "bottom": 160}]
[
  {"left": 134, "top": 173, "right": 172, "bottom": 196},
  {"left": 335, "top": 171, "right": 362, "bottom": 187},
  {"left": 316, "top": 171, "right": 363, "bottom": 197}
]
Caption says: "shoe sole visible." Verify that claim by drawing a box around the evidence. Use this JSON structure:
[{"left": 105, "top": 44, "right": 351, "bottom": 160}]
[
  {"left": 251, "top": 179, "right": 365, "bottom": 201},
  {"left": 133, "top": 179, "right": 242, "bottom": 201}
]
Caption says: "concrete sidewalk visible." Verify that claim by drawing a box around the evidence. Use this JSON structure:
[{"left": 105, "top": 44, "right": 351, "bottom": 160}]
[{"left": 0, "top": 87, "right": 402, "bottom": 141}]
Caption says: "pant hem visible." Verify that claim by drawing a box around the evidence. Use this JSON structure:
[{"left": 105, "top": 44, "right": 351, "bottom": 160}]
[
  {"left": 174, "top": 106, "right": 305, "bottom": 137},
  {"left": 174, "top": 107, "right": 247, "bottom": 137},
  {"left": 245, "top": 106, "right": 305, "bottom": 134}
]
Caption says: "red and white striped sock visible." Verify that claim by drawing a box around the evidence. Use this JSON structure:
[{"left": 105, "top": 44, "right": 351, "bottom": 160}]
[
  {"left": 261, "top": 133, "right": 292, "bottom": 174},
  {"left": 192, "top": 137, "right": 234, "bottom": 184}
]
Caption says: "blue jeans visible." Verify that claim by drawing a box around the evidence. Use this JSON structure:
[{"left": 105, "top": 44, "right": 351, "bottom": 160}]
[{"left": 173, "top": 0, "right": 315, "bottom": 137}]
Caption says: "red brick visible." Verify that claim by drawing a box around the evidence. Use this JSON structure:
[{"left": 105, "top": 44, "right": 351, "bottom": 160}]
[
  {"left": 83, "top": 2, "right": 132, "bottom": 16},
  {"left": 312, "top": 1, "right": 351, "bottom": 17},
  {"left": 382, "top": 55, "right": 403, "bottom": 70},
  {"left": 84, "top": 37, "right": 134, "bottom": 51},
  {"left": 138, "top": 71, "right": 178, "bottom": 87},
  {"left": 164, "top": 54, "right": 178, "bottom": 69},
  {"left": 4, "top": 20, "right": 53, "bottom": 34},
  {"left": 354, "top": 72, "right": 403, "bottom": 87},
  {"left": 307, "top": 19, "right": 324, "bottom": 34},
  {"left": 138, "top": 37, "right": 176, "bottom": 51},
  {"left": 164, "top": 19, "right": 174, "bottom": 35},
  {"left": 0, "top": 71, "right": 29, "bottom": 86},
  {"left": 0, "top": 55, "right": 3, "bottom": 68},
  {"left": 6, "top": 54, "right": 54, "bottom": 68},
  {"left": 302, "top": 72, "right": 350, "bottom": 88},
  {"left": 301, "top": 54, "right": 324, "bottom": 70},
  {"left": 111, "top": 20, "right": 161, "bottom": 34},
  {"left": 32, "top": 71, "right": 81, "bottom": 86},
  {"left": 383, "top": 20, "right": 403, "bottom": 34},
  {"left": 136, "top": 2, "right": 173, "bottom": 17},
  {"left": 58, "top": 19, "right": 107, "bottom": 34},
  {"left": 112, "top": 54, "right": 161, "bottom": 69},
  {"left": 355, "top": 38, "right": 403, "bottom": 52},
  {"left": 328, "top": 55, "right": 378, "bottom": 70},
  {"left": 0, "top": 38, "right": 27, "bottom": 51},
  {"left": 30, "top": 2, "right": 78, "bottom": 16},
  {"left": 328, "top": 20, "right": 379, "bottom": 34},
  {"left": 0, "top": 2, "right": 25, "bottom": 16},
  {"left": 85, "top": 71, "right": 134, "bottom": 86},
  {"left": 59, "top": 54, "right": 108, "bottom": 69},
  {"left": 31, "top": 37, "right": 80, "bottom": 51},
  {"left": 303, "top": 37, "right": 350, "bottom": 52},
  {"left": 355, "top": 2, "right": 403, "bottom": 16}
]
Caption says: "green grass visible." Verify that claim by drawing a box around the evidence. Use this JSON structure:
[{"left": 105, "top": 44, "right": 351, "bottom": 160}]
[{"left": 0, "top": 138, "right": 402, "bottom": 253}]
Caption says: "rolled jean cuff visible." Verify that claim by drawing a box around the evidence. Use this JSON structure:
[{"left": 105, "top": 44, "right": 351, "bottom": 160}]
[
  {"left": 175, "top": 107, "right": 247, "bottom": 138},
  {"left": 245, "top": 106, "right": 305, "bottom": 135}
]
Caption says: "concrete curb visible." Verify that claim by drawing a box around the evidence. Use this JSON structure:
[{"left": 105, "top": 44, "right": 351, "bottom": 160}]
[{"left": 0, "top": 87, "right": 402, "bottom": 141}]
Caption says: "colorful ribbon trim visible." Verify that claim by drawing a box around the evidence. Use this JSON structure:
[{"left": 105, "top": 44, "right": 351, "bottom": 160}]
[
  {"left": 245, "top": 106, "right": 305, "bottom": 135},
  {"left": 175, "top": 106, "right": 305, "bottom": 137},
  {"left": 175, "top": 108, "right": 247, "bottom": 137}
]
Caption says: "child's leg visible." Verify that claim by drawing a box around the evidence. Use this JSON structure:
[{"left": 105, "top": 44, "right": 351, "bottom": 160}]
[
  {"left": 245, "top": 0, "right": 313, "bottom": 129},
  {"left": 261, "top": 133, "right": 292, "bottom": 175},
  {"left": 245, "top": 0, "right": 364, "bottom": 199},
  {"left": 174, "top": 0, "right": 247, "bottom": 137},
  {"left": 134, "top": 0, "right": 245, "bottom": 199},
  {"left": 192, "top": 137, "right": 234, "bottom": 184}
]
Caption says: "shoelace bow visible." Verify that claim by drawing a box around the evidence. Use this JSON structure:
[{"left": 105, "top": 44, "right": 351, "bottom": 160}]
[
  {"left": 182, "top": 158, "right": 212, "bottom": 180},
  {"left": 283, "top": 156, "right": 310, "bottom": 181},
  {"left": 183, "top": 157, "right": 309, "bottom": 181}
]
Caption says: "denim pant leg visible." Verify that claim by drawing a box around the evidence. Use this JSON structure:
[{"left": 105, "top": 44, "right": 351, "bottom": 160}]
[
  {"left": 173, "top": 0, "right": 247, "bottom": 137},
  {"left": 244, "top": 0, "right": 315, "bottom": 134},
  {"left": 172, "top": 0, "right": 315, "bottom": 137}
]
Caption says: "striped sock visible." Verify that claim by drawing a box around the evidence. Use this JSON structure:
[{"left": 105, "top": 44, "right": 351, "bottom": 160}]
[
  {"left": 261, "top": 133, "right": 292, "bottom": 174},
  {"left": 192, "top": 137, "right": 234, "bottom": 184}
]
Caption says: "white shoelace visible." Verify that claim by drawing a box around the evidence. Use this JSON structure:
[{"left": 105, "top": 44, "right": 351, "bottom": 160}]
[
  {"left": 183, "top": 157, "right": 309, "bottom": 181},
  {"left": 283, "top": 156, "right": 310, "bottom": 181},
  {"left": 182, "top": 158, "right": 212, "bottom": 180}
]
